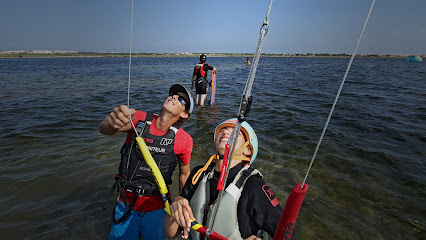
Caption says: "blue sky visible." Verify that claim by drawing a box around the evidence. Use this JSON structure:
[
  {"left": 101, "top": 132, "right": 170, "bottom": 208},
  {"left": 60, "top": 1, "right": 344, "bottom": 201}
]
[{"left": 1, "top": 0, "right": 425, "bottom": 55}]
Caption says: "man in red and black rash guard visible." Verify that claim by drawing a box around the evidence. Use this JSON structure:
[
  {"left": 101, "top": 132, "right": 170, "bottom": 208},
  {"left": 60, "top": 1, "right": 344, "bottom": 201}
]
[
  {"left": 191, "top": 54, "right": 216, "bottom": 106},
  {"left": 100, "top": 84, "right": 194, "bottom": 240}
]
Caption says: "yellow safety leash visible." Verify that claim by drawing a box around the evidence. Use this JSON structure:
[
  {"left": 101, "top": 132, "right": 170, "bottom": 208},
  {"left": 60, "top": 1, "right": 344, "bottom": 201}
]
[
  {"left": 134, "top": 135, "right": 227, "bottom": 240},
  {"left": 134, "top": 136, "right": 171, "bottom": 214}
]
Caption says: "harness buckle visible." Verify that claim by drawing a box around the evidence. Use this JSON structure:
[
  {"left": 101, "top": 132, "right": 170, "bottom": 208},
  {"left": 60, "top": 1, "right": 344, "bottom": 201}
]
[
  {"left": 161, "top": 193, "right": 170, "bottom": 203},
  {"left": 242, "top": 169, "right": 251, "bottom": 177},
  {"left": 136, "top": 186, "right": 144, "bottom": 196}
]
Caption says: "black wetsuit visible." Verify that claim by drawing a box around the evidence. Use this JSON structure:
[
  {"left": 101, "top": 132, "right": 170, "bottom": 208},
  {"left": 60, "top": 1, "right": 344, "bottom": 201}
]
[{"left": 181, "top": 162, "right": 284, "bottom": 239}]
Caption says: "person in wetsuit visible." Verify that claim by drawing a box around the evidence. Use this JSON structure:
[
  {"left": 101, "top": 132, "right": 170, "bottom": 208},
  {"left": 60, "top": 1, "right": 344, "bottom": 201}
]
[
  {"left": 164, "top": 119, "right": 286, "bottom": 240},
  {"left": 191, "top": 54, "right": 216, "bottom": 106},
  {"left": 100, "top": 84, "right": 194, "bottom": 240}
]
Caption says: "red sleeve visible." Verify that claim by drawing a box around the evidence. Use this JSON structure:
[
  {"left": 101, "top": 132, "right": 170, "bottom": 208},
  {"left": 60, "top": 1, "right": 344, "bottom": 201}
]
[
  {"left": 124, "top": 110, "right": 147, "bottom": 144},
  {"left": 174, "top": 128, "right": 193, "bottom": 165}
]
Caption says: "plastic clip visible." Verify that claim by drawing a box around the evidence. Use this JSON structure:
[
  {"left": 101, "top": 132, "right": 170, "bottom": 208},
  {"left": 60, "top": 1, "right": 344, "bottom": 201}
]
[
  {"left": 161, "top": 193, "right": 170, "bottom": 203},
  {"left": 206, "top": 228, "right": 212, "bottom": 238},
  {"left": 238, "top": 95, "right": 253, "bottom": 121},
  {"left": 136, "top": 186, "right": 144, "bottom": 197}
]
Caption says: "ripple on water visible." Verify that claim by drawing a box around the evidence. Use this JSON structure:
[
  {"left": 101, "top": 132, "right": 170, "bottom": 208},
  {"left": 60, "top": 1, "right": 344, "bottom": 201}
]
[{"left": 0, "top": 57, "right": 424, "bottom": 239}]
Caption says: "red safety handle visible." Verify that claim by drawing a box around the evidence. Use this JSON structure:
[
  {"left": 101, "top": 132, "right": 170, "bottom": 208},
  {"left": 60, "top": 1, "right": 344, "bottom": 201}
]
[
  {"left": 273, "top": 183, "right": 308, "bottom": 240},
  {"left": 217, "top": 144, "right": 230, "bottom": 191}
]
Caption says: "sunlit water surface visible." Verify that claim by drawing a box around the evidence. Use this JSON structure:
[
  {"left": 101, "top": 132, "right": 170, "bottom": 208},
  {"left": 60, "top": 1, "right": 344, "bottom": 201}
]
[{"left": 0, "top": 57, "right": 424, "bottom": 239}]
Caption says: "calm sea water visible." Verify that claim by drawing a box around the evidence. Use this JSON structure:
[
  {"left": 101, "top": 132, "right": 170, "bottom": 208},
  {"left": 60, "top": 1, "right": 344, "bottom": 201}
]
[{"left": 0, "top": 56, "right": 424, "bottom": 239}]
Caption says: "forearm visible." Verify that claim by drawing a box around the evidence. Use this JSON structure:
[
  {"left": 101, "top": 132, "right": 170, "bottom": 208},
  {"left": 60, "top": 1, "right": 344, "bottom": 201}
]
[
  {"left": 165, "top": 196, "right": 194, "bottom": 239},
  {"left": 100, "top": 106, "right": 134, "bottom": 135},
  {"left": 163, "top": 214, "right": 181, "bottom": 239},
  {"left": 179, "top": 172, "right": 190, "bottom": 194},
  {"left": 178, "top": 162, "right": 191, "bottom": 194}
]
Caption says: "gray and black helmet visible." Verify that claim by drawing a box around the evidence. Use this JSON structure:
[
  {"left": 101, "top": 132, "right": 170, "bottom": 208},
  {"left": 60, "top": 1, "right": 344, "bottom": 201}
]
[{"left": 200, "top": 54, "right": 207, "bottom": 62}]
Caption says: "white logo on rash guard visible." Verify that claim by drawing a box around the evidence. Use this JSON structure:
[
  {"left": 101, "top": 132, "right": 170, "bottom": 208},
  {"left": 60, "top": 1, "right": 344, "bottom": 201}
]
[{"left": 160, "top": 138, "right": 173, "bottom": 146}]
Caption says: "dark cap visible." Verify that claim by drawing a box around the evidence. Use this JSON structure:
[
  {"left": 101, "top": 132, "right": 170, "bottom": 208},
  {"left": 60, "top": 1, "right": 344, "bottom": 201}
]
[{"left": 169, "top": 84, "right": 194, "bottom": 114}]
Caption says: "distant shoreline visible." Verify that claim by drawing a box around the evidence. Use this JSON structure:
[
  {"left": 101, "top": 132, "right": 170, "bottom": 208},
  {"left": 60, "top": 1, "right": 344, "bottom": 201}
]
[{"left": 0, "top": 52, "right": 418, "bottom": 59}]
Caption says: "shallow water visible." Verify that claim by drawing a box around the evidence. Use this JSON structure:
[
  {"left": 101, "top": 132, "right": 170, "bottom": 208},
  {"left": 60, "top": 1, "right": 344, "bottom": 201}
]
[{"left": 0, "top": 57, "right": 424, "bottom": 239}]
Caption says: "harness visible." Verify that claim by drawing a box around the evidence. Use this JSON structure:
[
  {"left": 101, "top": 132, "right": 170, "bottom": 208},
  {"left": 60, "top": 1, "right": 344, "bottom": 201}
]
[
  {"left": 190, "top": 165, "right": 261, "bottom": 240},
  {"left": 111, "top": 112, "right": 178, "bottom": 224},
  {"left": 194, "top": 62, "right": 207, "bottom": 78}
]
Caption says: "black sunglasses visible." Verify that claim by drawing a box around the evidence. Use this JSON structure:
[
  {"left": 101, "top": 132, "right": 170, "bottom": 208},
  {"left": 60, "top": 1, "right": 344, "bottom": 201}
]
[{"left": 169, "top": 92, "right": 188, "bottom": 107}]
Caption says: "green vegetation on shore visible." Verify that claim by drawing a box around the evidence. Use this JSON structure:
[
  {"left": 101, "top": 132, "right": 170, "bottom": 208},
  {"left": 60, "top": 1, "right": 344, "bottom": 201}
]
[{"left": 0, "top": 52, "right": 414, "bottom": 58}]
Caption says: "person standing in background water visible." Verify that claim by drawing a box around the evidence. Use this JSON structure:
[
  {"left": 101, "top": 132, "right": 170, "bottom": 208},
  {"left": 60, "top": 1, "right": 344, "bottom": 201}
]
[{"left": 191, "top": 54, "right": 216, "bottom": 106}]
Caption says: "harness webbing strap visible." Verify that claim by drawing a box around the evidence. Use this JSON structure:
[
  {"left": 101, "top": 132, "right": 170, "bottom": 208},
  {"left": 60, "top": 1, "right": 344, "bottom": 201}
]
[
  {"left": 103, "top": 176, "right": 120, "bottom": 211},
  {"left": 111, "top": 189, "right": 140, "bottom": 224},
  {"left": 202, "top": 175, "right": 210, "bottom": 227},
  {"left": 119, "top": 184, "right": 130, "bottom": 208},
  {"left": 235, "top": 167, "right": 255, "bottom": 188}
]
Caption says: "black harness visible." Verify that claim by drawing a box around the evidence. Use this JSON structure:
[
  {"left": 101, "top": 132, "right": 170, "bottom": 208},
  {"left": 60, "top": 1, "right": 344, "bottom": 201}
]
[{"left": 110, "top": 112, "right": 178, "bottom": 224}]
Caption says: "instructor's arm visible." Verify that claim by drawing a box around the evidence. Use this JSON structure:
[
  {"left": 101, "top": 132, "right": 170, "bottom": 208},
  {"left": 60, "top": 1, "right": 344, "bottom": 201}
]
[
  {"left": 100, "top": 105, "right": 135, "bottom": 135},
  {"left": 190, "top": 74, "right": 195, "bottom": 93},
  {"left": 164, "top": 196, "right": 194, "bottom": 239},
  {"left": 178, "top": 162, "right": 190, "bottom": 194}
]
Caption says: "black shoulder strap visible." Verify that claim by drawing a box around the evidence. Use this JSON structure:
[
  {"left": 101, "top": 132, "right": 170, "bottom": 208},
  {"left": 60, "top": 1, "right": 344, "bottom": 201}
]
[
  {"left": 145, "top": 111, "right": 154, "bottom": 122},
  {"left": 235, "top": 167, "right": 255, "bottom": 189},
  {"left": 135, "top": 111, "right": 155, "bottom": 137},
  {"left": 202, "top": 176, "right": 210, "bottom": 226}
]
